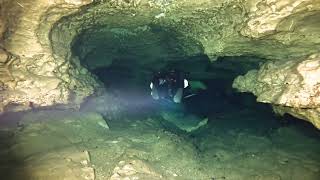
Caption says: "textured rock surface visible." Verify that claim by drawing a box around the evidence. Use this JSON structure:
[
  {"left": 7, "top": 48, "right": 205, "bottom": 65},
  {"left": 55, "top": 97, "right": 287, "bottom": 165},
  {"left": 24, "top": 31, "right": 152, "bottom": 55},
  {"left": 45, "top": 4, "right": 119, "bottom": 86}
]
[
  {"left": 110, "top": 160, "right": 162, "bottom": 179},
  {"left": 0, "top": 0, "right": 320, "bottom": 128},
  {"left": 1, "top": 109, "right": 320, "bottom": 179},
  {"left": 0, "top": 0, "right": 100, "bottom": 112},
  {"left": 233, "top": 54, "right": 320, "bottom": 128},
  {"left": 67, "top": 0, "right": 320, "bottom": 71}
]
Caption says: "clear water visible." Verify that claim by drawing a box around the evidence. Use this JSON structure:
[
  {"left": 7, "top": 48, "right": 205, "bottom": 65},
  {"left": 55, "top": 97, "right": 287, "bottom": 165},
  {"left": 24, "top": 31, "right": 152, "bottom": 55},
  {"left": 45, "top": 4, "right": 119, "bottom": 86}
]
[
  {"left": 1, "top": 54, "right": 319, "bottom": 179},
  {"left": 1, "top": 79, "right": 320, "bottom": 179}
]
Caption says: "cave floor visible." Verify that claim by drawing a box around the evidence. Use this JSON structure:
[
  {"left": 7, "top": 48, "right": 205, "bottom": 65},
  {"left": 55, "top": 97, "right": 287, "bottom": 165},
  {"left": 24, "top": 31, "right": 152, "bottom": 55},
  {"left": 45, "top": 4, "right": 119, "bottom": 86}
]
[{"left": 0, "top": 106, "right": 320, "bottom": 180}]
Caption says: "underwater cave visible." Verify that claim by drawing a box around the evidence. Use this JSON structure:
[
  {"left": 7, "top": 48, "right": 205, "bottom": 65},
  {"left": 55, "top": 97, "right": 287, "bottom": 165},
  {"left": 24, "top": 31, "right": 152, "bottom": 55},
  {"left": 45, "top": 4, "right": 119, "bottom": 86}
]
[{"left": 1, "top": 0, "right": 320, "bottom": 179}]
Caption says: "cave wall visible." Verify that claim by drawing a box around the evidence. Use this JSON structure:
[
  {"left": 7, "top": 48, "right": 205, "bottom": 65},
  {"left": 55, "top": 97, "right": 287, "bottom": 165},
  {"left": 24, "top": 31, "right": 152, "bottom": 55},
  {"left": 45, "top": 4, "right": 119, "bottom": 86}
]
[
  {"left": 0, "top": 0, "right": 100, "bottom": 112},
  {"left": 0, "top": 0, "right": 319, "bottom": 128},
  {"left": 233, "top": 54, "right": 320, "bottom": 128}
]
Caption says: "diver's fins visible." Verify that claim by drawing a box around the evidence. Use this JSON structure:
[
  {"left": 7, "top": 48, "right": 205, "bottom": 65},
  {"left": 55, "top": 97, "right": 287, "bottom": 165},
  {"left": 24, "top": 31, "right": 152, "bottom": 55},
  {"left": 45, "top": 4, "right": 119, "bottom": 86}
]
[
  {"left": 189, "top": 81, "right": 207, "bottom": 91},
  {"left": 184, "top": 94, "right": 197, "bottom": 99},
  {"left": 151, "top": 88, "right": 159, "bottom": 100},
  {"left": 173, "top": 88, "right": 183, "bottom": 103}
]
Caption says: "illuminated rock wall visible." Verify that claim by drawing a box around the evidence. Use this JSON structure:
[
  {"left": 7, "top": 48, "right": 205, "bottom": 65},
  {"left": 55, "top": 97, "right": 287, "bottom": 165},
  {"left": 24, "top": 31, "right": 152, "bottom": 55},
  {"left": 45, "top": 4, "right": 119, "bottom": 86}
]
[
  {"left": 0, "top": 0, "right": 100, "bottom": 112},
  {"left": 0, "top": 0, "right": 319, "bottom": 128},
  {"left": 233, "top": 54, "right": 320, "bottom": 128}
]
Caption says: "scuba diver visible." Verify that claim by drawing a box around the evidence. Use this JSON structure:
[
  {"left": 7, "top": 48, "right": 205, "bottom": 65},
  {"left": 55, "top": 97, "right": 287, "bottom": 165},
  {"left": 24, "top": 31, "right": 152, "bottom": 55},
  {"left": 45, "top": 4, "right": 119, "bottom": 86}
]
[
  {"left": 149, "top": 69, "right": 186, "bottom": 103},
  {"left": 149, "top": 69, "right": 190, "bottom": 103}
]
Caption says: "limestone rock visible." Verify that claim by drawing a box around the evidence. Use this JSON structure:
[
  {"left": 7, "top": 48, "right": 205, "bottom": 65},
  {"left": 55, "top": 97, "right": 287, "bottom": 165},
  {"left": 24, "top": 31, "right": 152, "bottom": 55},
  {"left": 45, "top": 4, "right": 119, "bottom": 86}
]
[
  {"left": 0, "top": 0, "right": 100, "bottom": 113},
  {"left": 19, "top": 149, "right": 95, "bottom": 180},
  {"left": 0, "top": 48, "right": 8, "bottom": 63},
  {"left": 241, "top": 0, "right": 320, "bottom": 38},
  {"left": 65, "top": 0, "right": 93, "bottom": 5},
  {"left": 1, "top": 0, "right": 320, "bottom": 132},
  {"left": 110, "top": 159, "right": 162, "bottom": 179},
  {"left": 233, "top": 54, "right": 320, "bottom": 128}
]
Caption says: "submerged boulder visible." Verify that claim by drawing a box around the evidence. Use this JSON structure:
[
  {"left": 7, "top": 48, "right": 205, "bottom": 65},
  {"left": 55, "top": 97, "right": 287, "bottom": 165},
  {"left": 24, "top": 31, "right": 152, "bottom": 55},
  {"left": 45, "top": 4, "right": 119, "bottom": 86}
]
[{"left": 233, "top": 54, "right": 320, "bottom": 129}]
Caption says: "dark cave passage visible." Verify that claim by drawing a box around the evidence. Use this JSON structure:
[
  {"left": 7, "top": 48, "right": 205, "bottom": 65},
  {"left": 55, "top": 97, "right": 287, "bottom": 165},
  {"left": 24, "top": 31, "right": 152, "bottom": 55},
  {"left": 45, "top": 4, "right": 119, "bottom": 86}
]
[
  {"left": 72, "top": 29, "right": 282, "bottom": 133},
  {"left": 2, "top": 0, "right": 320, "bottom": 179},
  {"left": 70, "top": 23, "right": 320, "bottom": 140},
  {"left": 72, "top": 33, "right": 320, "bottom": 172}
]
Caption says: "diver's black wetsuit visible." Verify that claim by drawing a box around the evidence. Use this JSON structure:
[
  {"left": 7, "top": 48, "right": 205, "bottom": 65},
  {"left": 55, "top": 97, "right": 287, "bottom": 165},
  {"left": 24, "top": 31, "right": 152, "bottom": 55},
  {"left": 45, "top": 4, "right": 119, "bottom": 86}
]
[{"left": 150, "top": 70, "right": 187, "bottom": 103}]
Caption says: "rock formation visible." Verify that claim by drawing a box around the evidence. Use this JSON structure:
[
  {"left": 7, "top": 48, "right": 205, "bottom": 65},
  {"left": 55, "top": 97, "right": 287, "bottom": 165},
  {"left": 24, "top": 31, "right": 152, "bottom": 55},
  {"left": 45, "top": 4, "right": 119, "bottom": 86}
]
[
  {"left": 0, "top": 0, "right": 100, "bottom": 112},
  {"left": 233, "top": 54, "right": 320, "bottom": 128},
  {"left": 0, "top": 0, "right": 319, "bottom": 128}
]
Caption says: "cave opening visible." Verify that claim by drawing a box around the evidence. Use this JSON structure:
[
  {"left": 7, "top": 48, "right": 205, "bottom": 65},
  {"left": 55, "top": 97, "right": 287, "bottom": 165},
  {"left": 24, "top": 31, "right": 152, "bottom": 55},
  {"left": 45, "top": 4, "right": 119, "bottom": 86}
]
[
  {"left": 71, "top": 25, "right": 290, "bottom": 135},
  {"left": 1, "top": 1, "right": 320, "bottom": 179},
  {"left": 70, "top": 27, "right": 320, "bottom": 177}
]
